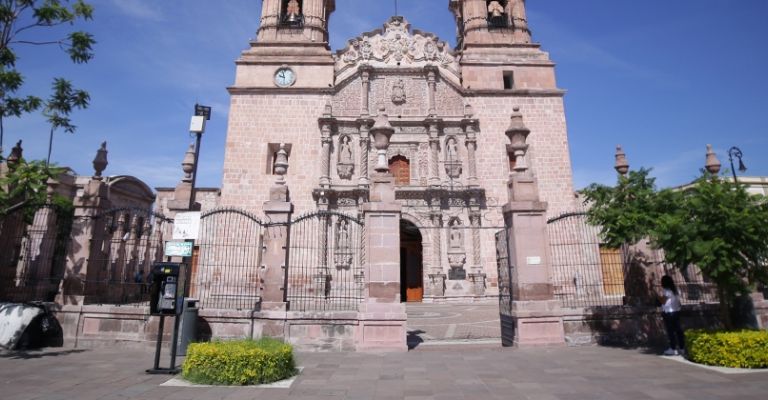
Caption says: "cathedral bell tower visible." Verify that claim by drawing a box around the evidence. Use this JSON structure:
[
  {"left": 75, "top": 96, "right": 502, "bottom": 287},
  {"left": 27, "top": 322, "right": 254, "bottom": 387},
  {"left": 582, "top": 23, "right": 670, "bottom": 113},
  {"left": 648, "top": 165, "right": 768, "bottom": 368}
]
[
  {"left": 234, "top": 0, "right": 336, "bottom": 89},
  {"left": 449, "top": 0, "right": 557, "bottom": 91}
]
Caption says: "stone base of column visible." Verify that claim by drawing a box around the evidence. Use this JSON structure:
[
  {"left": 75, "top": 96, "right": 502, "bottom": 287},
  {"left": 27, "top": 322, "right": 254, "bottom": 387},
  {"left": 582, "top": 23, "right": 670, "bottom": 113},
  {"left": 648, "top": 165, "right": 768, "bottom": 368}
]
[
  {"left": 503, "top": 300, "right": 565, "bottom": 347},
  {"left": 356, "top": 302, "right": 407, "bottom": 352}
]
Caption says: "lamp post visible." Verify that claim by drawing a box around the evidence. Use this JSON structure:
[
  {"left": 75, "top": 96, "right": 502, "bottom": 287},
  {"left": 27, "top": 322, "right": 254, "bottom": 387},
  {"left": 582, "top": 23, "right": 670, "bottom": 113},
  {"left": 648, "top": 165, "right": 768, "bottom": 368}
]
[
  {"left": 189, "top": 104, "right": 211, "bottom": 210},
  {"left": 727, "top": 146, "right": 747, "bottom": 184}
]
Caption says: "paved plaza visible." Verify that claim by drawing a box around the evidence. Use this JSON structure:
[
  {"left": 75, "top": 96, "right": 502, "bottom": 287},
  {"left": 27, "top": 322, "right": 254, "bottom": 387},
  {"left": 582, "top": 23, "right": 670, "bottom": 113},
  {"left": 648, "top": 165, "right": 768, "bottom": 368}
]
[{"left": 2, "top": 343, "right": 768, "bottom": 400}]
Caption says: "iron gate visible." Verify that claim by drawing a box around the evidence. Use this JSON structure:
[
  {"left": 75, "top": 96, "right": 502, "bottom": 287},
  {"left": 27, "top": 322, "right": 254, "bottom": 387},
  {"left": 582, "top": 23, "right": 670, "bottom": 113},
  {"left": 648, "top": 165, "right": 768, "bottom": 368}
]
[
  {"left": 86, "top": 207, "right": 171, "bottom": 305},
  {"left": 495, "top": 229, "right": 512, "bottom": 316},
  {"left": 286, "top": 210, "right": 364, "bottom": 311},
  {"left": 191, "top": 208, "right": 264, "bottom": 310}
]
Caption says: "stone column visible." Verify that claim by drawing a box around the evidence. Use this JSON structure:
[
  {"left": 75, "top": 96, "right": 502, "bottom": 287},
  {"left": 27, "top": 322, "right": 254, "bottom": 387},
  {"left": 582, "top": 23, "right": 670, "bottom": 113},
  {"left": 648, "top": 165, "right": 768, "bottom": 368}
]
[
  {"left": 319, "top": 102, "right": 335, "bottom": 188},
  {"left": 357, "top": 109, "right": 406, "bottom": 352},
  {"left": 462, "top": 106, "right": 479, "bottom": 188},
  {"left": 357, "top": 118, "right": 372, "bottom": 187},
  {"left": 427, "top": 119, "right": 441, "bottom": 187},
  {"left": 501, "top": 107, "right": 564, "bottom": 347},
  {"left": 467, "top": 210, "right": 486, "bottom": 296},
  {"left": 425, "top": 66, "right": 437, "bottom": 116},
  {"left": 426, "top": 190, "right": 446, "bottom": 298},
  {"left": 360, "top": 65, "right": 373, "bottom": 117}
]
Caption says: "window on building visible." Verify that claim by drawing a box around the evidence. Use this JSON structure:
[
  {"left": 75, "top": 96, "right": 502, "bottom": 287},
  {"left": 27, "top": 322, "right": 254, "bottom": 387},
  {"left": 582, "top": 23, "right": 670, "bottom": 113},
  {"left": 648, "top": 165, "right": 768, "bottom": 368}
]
[
  {"left": 389, "top": 156, "right": 411, "bottom": 186},
  {"left": 599, "top": 245, "right": 625, "bottom": 296},
  {"left": 486, "top": 0, "right": 509, "bottom": 29},
  {"left": 280, "top": 0, "right": 304, "bottom": 28},
  {"left": 503, "top": 71, "right": 514, "bottom": 90}
]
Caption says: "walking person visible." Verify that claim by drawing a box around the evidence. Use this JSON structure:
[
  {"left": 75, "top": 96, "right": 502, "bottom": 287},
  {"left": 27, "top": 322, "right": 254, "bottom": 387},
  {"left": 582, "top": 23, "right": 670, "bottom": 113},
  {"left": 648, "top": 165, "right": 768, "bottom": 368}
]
[{"left": 659, "top": 275, "right": 685, "bottom": 356}]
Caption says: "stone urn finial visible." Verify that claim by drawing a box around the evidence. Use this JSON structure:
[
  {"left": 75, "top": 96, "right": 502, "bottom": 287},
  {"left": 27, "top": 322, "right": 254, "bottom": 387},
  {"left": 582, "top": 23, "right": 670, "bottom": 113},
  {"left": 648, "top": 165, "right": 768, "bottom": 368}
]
[
  {"left": 614, "top": 145, "right": 629, "bottom": 176},
  {"left": 505, "top": 107, "right": 530, "bottom": 174},
  {"left": 705, "top": 144, "right": 721, "bottom": 174},
  {"left": 181, "top": 142, "right": 195, "bottom": 182},
  {"left": 274, "top": 143, "right": 289, "bottom": 184},
  {"left": 7, "top": 140, "right": 22, "bottom": 168},
  {"left": 92, "top": 141, "right": 108, "bottom": 180},
  {"left": 371, "top": 107, "right": 395, "bottom": 173}
]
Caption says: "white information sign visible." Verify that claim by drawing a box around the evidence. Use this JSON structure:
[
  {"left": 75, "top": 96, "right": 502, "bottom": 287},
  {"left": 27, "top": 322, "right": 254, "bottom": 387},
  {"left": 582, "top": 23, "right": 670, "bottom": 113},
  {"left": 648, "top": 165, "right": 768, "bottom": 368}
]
[
  {"left": 165, "top": 241, "right": 193, "bottom": 257},
  {"left": 173, "top": 212, "right": 201, "bottom": 240},
  {"left": 526, "top": 256, "right": 542, "bottom": 265}
]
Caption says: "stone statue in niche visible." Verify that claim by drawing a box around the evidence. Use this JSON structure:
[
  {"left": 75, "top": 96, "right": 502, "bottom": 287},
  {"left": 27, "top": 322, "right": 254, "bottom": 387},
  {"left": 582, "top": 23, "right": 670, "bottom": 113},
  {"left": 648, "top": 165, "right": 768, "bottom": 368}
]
[
  {"left": 391, "top": 79, "right": 406, "bottom": 105},
  {"left": 337, "top": 135, "right": 354, "bottom": 180},
  {"left": 488, "top": 1, "right": 504, "bottom": 18},
  {"left": 447, "top": 218, "right": 467, "bottom": 280},
  {"left": 334, "top": 219, "right": 353, "bottom": 269},
  {"left": 444, "top": 136, "right": 462, "bottom": 180}
]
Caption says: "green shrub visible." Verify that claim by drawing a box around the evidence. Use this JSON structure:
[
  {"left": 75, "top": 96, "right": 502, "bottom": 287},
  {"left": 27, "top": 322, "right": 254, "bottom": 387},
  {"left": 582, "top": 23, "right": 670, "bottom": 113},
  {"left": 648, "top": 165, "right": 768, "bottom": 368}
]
[
  {"left": 686, "top": 329, "right": 768, "bottom": 368},
  {"left": 182, "top": 338, "right": 297, "bottom": 385}
]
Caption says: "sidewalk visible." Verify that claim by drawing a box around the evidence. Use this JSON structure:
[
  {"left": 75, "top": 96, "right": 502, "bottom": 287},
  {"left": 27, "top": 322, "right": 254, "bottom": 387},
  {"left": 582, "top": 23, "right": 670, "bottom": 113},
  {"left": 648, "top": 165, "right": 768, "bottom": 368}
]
[{"left": 1, "top": 345, "right": 767, "bottom": 400}]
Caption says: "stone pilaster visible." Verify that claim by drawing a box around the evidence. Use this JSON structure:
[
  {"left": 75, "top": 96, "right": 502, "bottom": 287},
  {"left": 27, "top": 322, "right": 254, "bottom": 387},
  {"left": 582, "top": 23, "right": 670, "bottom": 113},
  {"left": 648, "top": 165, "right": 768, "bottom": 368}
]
[
  {"left": 357, "top": 118, "right": 372, "bottom": 188},
  {"left": 319, "top": 105, "right": 336, "bottom": 188},
  {"left": 468, "top": 211, "right": 485, "bottom": 296},
  {"left": 511, "top": 0, "right": 532, "bottom": 44},
  {"left": 425, "top": 66, "right": 437, "bottom": 116},
  {"left": 427, "top": 119, "right": 441, "bottom": 187},
  {"left": 360, "top": 65, "right": 373, "bottom": 117},
  {"left": 462, "top": 114, "right": 479, "bottom": 188}
]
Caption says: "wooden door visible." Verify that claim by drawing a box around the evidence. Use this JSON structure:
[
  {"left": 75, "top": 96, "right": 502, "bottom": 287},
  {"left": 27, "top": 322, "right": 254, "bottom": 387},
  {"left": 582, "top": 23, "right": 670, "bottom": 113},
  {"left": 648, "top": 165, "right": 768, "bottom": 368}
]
[
  {"left": 599, "top": 246, "right": 625, "bottom": 296},
  {"left": 389, "top": 156, "right": 410, "bottom": 186}
]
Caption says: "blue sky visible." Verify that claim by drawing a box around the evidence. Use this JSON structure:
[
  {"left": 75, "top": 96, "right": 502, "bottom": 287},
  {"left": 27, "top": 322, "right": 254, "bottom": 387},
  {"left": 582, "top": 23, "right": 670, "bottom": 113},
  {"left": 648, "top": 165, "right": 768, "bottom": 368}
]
[{"left": 5, "top": 0, "right": 767, "bottom": 190}]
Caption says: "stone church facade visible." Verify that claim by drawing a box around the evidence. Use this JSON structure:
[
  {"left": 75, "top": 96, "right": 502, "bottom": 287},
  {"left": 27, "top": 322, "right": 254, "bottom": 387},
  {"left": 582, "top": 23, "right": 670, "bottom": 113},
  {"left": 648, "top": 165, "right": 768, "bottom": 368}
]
[{"left": 220, "top": 0, "right": 576, "bottom": 303}]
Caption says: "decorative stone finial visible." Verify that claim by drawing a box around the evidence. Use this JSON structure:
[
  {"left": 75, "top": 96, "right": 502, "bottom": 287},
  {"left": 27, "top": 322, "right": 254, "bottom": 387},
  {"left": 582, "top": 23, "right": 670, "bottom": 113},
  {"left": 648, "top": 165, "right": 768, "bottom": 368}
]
[
  {"left": 464, "top": 103, "right": 474, "bottom": 119},
  {"left": 614, "top": 145, "right": 629, "bottom": 176},
  {"left": 92, "top": 141, "right": 108, "bottom": 180},
  {"left": 7, "top": 140, "right": 22, "bottom": 167},
  {"left": 505, "top": 107, "right": 530, "bottom": 174},
  {"left": 181, "top": 142, "right": 195, "bottom": 182},
  {"left": 371, "top": 107, "right": 395, "bottom": 173},
  {"left": 274, "top": 143, "right": 289, "bottom": 184},
  {"left": 323, "top": 100, "right": 333, "bottom": 118},
  {"left": 705, "top": 144, "right": 721, "bottom": 174}
]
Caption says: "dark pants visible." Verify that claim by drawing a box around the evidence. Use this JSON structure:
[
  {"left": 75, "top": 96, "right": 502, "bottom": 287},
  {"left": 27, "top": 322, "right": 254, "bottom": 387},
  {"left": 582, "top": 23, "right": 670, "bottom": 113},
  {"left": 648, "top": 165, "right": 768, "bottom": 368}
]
[{"left": 662, "top": 311, "right": 685, "bottom": 350}]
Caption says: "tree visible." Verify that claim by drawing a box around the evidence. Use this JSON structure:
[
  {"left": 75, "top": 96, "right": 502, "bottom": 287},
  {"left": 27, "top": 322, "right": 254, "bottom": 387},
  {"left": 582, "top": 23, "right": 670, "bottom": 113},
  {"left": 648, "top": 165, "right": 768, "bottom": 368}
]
[
  {"left": 0, "top": 0, "right": 94, "bottom": 212},
  {"left": 583, "top": 170, "right": 768, "bottom": 329},
  {"left": 0, "top": 0, "right": 95, "bottom": 155}
]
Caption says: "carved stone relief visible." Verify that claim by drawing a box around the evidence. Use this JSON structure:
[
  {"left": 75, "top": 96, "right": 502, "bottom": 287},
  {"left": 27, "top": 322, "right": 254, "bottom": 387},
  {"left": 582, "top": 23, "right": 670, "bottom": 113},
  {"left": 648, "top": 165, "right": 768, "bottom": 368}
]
[{"left": 337, "top": 134, "right": 355, "bottom": 180}]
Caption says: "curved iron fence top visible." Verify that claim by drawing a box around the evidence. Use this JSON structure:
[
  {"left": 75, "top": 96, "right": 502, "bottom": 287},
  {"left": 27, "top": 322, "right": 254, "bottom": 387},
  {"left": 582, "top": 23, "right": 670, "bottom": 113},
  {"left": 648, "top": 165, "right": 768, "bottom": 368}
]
[
  {"left": 92, "top": 207, "right": 172, "bottom": 223},
  {"left": 290, "top": 210, "right": 364, "bottom": 226},
  {"left": 200, "top": 207, "right": 265, "bottom": 225},
  {"left": 547, "top": 211, "right": 588, "bottom": 224}
]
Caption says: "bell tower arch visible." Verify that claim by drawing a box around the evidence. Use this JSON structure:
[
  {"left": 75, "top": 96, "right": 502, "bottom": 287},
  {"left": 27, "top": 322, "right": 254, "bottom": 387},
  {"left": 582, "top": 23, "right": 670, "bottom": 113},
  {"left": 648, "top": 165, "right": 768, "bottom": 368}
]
[{"left": 234, "top": 0, "right": 336, "bottom": 89}]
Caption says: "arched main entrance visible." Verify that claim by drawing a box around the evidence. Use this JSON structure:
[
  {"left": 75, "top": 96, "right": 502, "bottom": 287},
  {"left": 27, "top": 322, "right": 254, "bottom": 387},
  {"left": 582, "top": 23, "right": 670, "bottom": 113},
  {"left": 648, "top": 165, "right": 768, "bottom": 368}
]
[{"left": 400, "top": 219, "right": 423, "bottom": 302}]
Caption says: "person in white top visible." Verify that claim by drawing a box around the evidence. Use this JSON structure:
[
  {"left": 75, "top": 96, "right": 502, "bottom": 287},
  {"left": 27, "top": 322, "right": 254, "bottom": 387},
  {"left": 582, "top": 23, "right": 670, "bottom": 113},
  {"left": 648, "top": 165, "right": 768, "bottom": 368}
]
[{"left": 659, "top": 275, "right": 685, "bottom": 356}]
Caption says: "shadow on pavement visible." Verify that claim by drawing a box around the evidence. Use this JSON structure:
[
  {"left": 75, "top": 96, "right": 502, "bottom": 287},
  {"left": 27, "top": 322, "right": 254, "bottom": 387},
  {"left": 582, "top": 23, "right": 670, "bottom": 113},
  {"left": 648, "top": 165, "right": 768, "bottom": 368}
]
[{"left": 0, "top": 348, "right": 88, "bottom": 360}]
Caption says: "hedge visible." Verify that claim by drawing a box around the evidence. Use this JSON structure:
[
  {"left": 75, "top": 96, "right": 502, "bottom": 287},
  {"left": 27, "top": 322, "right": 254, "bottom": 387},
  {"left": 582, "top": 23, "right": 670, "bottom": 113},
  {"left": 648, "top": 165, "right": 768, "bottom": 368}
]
[
  {"left": 686, "top": 329, "right": 768, "bottom": 369},
  {"left": 182, "top": 338, "right": 297, "bottom": 385}
]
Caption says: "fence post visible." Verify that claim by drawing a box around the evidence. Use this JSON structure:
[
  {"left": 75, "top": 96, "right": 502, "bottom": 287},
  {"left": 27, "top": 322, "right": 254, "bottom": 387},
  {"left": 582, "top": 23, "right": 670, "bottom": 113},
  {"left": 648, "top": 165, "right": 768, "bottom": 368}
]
[
  {"left": 357, "top": 172, "right": 407, "bottom": 351},
  {"left": 59, "top": 177, "right": 112, "bottom": 305},
  {"left": 500, "top": 108, "right": 564, "bottom": 347}
]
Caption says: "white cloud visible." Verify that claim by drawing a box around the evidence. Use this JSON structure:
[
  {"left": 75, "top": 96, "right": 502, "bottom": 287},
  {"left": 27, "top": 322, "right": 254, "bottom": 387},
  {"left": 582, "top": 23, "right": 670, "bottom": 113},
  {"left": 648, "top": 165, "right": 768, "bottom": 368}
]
[{"left": 110, "top": 0, "right": 164, "bottom": 22}]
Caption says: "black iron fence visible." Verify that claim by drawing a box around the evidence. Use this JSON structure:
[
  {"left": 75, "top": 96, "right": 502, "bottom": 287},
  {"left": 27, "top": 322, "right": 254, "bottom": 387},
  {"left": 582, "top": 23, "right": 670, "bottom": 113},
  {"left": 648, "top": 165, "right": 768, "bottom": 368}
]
[
  {"left": 191, "top": 208, "right": 264, "bottom": 311},
  {"left": 0, "top": 204, "right": 72, "bottom": 303},
  {"left": 495, "top": 229, "right": 513, "bottom": 316},
  {"left": 286, "top": 211, "right": 365, "bottom": 311},
  {"left": 546, "top": 211, "right": 718, "bottom": 308}
]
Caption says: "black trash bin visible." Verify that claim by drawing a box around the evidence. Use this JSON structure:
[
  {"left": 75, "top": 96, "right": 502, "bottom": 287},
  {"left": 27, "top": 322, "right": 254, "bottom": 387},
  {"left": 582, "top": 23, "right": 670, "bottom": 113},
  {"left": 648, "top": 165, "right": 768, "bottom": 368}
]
[{"left": 178, "top": 298, "right": 199, "bottom": 356}]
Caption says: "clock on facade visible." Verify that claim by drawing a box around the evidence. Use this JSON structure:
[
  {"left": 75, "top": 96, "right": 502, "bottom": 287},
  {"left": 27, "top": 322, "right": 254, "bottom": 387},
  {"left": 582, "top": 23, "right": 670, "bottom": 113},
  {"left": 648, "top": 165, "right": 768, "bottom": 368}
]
[{"left": 274, "top": 67, "right": 296, "bottom": 87}]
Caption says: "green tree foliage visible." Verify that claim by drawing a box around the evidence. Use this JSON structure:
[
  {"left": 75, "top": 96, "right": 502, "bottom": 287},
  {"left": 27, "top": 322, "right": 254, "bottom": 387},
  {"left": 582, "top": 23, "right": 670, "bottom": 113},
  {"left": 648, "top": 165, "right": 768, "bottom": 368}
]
[
  {"left": 583, "top": 170, "right": 768, "bottom": 329},
  {"left": 0, "top": 0, "right": 94, "bottom": 153}
]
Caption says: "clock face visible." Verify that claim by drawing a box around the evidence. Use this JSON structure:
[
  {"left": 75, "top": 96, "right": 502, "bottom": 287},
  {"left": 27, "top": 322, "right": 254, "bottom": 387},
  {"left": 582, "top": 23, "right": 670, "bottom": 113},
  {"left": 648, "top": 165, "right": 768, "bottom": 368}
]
[{"left": 274, "top": 68, "right": 296, "bottom": 87}]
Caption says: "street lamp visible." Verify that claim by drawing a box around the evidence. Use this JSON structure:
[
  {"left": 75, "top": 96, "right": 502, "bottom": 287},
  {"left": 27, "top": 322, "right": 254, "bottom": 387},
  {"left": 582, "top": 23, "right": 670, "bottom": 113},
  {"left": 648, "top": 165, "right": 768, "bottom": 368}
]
[
  {"left": 188, "top": 104, "right": 211, "bottom": 209},
  {"left": 727, "top": 146, "right": 747, "bottom": 184}
]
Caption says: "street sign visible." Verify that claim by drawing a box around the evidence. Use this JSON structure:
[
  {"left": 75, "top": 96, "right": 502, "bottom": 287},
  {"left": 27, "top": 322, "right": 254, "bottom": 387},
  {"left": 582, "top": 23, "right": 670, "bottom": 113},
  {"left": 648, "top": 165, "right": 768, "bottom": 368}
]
[
  {"left": 165, "top": 241, "right": 193, "bottom": 257},
  {"left": 173, "top": 212, "right": 201, "bottom": 240}
]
